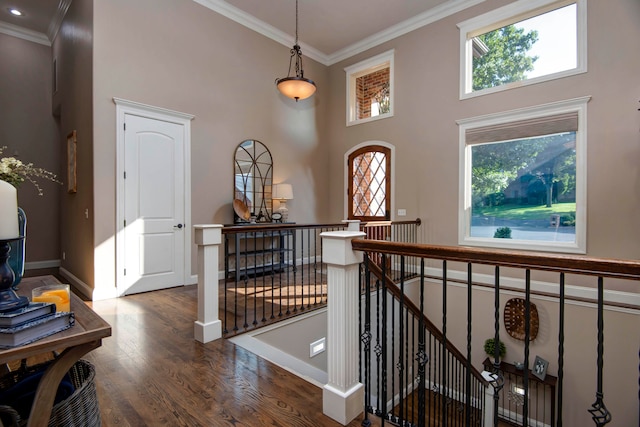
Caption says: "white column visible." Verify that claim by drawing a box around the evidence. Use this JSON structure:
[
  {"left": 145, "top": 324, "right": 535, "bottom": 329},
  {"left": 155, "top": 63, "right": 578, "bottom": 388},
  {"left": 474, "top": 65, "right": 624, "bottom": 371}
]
[
  {"left": 483, "top": 380, "right": 496, "bottom": 426},
  {"left": 193, "top": 225, "right": 223, "bottom": 343},
  {"left": 320, "top": 230, "right": 366, "bottom": 425}
]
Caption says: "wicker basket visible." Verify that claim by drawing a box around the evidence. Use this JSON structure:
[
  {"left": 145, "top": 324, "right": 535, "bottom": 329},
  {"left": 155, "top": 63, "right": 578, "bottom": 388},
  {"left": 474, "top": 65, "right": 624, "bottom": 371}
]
[{"left": 0, "top": 359, "right": 100, "bottom": 427}]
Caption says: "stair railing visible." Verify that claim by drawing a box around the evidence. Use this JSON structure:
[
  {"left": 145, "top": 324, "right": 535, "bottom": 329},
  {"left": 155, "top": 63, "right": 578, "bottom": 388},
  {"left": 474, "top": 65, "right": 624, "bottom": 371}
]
[{"left": 349, "top": 238, "right": 640, "bottom": 427}]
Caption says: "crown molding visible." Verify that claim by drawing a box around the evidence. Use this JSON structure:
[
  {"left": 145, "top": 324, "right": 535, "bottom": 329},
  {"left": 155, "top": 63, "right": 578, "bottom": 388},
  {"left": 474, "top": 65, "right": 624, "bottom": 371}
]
[
  {"left": 0, "top": 20, "right": 50, "bottom": 46},
  {"left": 327, "top": 0, "right": 486, "bottom": 65},
  {"left": 194, "top": 0, "right": 485, "bottom": 66},
  {"left": 192, "top": 0, "right": 329, "bottom": 65},
  {"left": 48, "top": 0, "right": 73, "bottom": 42}
]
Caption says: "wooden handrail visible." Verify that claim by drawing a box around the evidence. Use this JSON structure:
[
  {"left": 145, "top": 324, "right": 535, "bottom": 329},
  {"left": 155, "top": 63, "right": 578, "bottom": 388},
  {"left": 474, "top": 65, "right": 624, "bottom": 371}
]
[
  {"left": 352, "top": 239, "right": 640, "bottom": 280},
  {"left": 221, "top": 218, "right": 422, "bottom": 234},
  {"left": 365, "top": 259, "right": 488, "bottom": 386}
]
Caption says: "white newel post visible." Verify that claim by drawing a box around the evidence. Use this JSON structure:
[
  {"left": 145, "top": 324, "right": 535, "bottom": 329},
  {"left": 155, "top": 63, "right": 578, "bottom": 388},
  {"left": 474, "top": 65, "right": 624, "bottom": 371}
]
[
  {"left": 193, "top": 225, "right": 223, "bottom": 343},
  {"left": 320, "top": 230, "right": 366, "bottom": 425}
]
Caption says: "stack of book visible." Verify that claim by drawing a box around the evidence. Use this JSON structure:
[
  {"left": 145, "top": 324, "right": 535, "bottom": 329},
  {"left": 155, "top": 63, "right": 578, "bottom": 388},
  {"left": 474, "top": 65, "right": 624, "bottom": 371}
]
[{"left": 0, "top": 303, "right": 75, "bottom": 349}]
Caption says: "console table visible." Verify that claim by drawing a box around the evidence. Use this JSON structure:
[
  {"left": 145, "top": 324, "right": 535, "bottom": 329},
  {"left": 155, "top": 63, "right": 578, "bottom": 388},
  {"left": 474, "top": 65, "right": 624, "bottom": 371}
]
[
  {"left": 224, "top": 224, "right": 294, "bottom": 280},
  {"left": 483, "top": 357, "right": 557, "bottom": 426},
  {"left": 0, "top": 276, "right": 111, "bottom": 427}
]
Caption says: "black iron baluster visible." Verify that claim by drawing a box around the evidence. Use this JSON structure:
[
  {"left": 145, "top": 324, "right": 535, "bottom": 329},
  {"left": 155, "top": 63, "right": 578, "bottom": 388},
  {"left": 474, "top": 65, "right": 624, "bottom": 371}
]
[
  {"left": 313, "top": 229, "right": 318, "bottom": 306},
  {"left": 398, "top": 256, "right": 405, "bottom": 425},
  {"left": 381, "top": 254, "right": 388, "bottom": 421},
  {"left": 390, "top": 255, "right": 398, "bottom": 422},
  {"left": 492, "top": 266, "right": 504, "bottom": 427},
  {"left": 588, "top": 277, "right": 611, "bottom": 426},
  {"left": 375, "top": 265, "right": 383, "bottom": 418},
  {"left": 466, "top": 263, "right": 472, "bottom": 427},
  {"left": 251, "top": 232, "right": 258, "bottom": 327},
  {"left": 278, "top": 230, "right": 284, "bottom": 317},
  {"left": 285, "top": 230, "right": 292, "bottom": 315},
  {"left": 442, "top": 260, "right": 448, "bottom": 427},
  {"left": 557, "top": 272, "right": 565, "bottom": 426},
  {"left": 242, "top": 233, "right": 250, "bottom": 329},
  {"left": 361, "top": 254, "right": 372, "bottom": 426},
  {"left": 296, "top": 228, "right": 303, "bottom": 313},
  {"left": 234, "top": 233, "right": 241, "bottom": 332},
  {"left": 523, "top": 269, "right": 531, "bottom": 427},
  {"left": 224, "top": 234, "right": 230, "bottom": 334}
]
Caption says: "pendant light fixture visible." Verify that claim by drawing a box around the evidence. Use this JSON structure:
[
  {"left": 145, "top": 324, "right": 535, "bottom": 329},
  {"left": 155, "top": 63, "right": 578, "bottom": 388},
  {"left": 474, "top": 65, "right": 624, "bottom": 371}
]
[{"left": 275, "top": 0, "right": 316, "bottom": 102}]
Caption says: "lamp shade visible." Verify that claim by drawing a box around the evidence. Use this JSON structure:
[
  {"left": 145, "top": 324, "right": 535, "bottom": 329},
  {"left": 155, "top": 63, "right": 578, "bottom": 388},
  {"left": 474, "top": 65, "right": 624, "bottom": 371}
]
[
  {"left": 277, "top": 77, "right": 316, "bottom": 101},
  {"left": 273, "top": 183, "right": 293, "bottom": 200}
]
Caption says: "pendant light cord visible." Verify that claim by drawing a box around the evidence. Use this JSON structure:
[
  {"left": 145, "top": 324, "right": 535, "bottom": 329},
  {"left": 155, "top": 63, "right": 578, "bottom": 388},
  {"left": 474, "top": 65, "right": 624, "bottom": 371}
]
[{"left": 295, "top": 0, "right": 299, "bottom": 46}]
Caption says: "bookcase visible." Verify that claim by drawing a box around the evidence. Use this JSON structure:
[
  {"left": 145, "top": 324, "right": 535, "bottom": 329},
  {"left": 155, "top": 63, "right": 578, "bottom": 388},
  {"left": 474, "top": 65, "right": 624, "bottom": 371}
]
[{"left": 224, "top": 225, "right": 294, "bottom": 280}]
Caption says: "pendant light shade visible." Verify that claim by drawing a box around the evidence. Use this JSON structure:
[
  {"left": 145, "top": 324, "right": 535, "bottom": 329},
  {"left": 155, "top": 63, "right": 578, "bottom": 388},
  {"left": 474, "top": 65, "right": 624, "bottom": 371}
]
[{"left": 276, "top": 0, "right": 316, "bottom": 101}]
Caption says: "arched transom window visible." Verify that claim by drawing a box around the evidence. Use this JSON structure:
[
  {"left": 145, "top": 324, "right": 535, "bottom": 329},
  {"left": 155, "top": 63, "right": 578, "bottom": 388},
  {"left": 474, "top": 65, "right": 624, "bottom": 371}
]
[{"left": 348, "top": 145, "right": 391, "bottom": 220}]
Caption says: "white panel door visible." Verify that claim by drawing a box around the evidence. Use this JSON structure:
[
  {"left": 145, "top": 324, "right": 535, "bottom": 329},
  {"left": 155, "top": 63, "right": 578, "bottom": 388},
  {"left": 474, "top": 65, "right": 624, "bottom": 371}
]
[{"left": 121, "top": 114, "right": 185, "bottom": 295}]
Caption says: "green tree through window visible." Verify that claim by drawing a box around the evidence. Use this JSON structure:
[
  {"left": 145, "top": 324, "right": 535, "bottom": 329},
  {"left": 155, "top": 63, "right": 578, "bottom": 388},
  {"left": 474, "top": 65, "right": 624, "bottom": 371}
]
[{"left": 473, "top": 25, "right": 539, "bottom": 91}]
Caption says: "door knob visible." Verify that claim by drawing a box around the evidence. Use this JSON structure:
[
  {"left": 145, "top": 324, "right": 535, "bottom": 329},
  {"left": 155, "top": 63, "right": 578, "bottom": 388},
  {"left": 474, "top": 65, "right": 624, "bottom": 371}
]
[{"left": 174, "top": 223, "right": 183, "bottom": 229}]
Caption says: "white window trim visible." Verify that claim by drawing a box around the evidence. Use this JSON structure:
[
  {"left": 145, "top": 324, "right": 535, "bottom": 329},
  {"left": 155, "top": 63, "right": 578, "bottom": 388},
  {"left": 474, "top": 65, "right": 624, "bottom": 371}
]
[
  {"left": 345, "top": 50, "right": 394, "bottom": 126},
  {"left": 457, "top": 0, "right": 587, "bottom": 100},
  {"left": 344, "top": 141, "right": 396, "bottom": 221},
  {"left": 457, "top": 96, "right": 591, "bottom": 253}
]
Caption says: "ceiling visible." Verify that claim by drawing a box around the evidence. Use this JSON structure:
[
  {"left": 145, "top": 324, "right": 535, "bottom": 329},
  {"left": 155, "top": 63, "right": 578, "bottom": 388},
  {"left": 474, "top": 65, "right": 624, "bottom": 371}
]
[{"left": 0, "top": 0, "right": 482, "bottom": 64}]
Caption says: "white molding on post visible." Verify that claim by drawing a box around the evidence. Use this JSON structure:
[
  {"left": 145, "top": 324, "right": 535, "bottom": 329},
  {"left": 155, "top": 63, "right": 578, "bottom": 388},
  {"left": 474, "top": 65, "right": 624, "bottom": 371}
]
[
  {"left": 193, "top": 224, "right": 223, "bottom": 343},
  {"left": 320, "top": 230, "right": 366, "bottom": 425}
]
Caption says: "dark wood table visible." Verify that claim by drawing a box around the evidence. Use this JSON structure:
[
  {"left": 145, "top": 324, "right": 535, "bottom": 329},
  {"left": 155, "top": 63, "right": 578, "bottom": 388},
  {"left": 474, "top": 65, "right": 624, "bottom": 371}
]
[{"left": 0, "top": 276, "right": 111, "bottom": 427}]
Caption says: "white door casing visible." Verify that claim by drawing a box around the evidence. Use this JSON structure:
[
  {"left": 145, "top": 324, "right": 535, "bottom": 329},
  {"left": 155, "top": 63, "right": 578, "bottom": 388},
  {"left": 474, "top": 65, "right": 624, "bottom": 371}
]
[{"left": 114, "top": 98, "right": 194, "bottom": 295}]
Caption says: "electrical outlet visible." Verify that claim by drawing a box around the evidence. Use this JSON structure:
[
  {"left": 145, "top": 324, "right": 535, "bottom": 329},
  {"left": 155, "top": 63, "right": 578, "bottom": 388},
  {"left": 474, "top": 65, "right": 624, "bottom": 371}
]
[{"left": 397, "top": 209, "right": 407, "bottom": 216}]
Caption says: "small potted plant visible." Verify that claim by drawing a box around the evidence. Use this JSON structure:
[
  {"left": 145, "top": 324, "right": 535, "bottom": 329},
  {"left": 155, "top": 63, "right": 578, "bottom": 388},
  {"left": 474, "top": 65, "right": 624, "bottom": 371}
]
[{"left": 484, "top": 338, "right": 506, "bottom": 359}]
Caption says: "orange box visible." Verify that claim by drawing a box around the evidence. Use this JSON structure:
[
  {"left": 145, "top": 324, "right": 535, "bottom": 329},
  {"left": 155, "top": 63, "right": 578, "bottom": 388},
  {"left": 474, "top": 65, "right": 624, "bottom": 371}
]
[{"left": 32, "top": 284, "right": 71, "bottom": 312}]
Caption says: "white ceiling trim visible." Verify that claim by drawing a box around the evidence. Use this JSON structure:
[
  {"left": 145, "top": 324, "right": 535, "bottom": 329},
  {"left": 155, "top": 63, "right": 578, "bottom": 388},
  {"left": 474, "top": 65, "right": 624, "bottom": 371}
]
[
  {"left": 48, "top": 0, "right": 73, "bottom": 42},
  {"left": 193, "top": 0, "right": 485, "bottom": 66},
  {"left": 0, "top": 20, "right": 50, "bottom": 46},
  {"left": 327, "top": 0, "right": 486, "bottom": 65},
  {"left": 192, "top": 0, "right": 328, "bottom": 65}
]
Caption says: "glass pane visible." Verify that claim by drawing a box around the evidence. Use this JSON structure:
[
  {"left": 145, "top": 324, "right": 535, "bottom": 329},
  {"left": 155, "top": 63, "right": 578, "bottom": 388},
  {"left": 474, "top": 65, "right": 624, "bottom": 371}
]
[
  {"left": 472, "top": 4, "right": 577, "bottom": 91},
  {"left": 356, "top": 67, "right": 390, "bottom": 120},
  {"left": 352, "top": 151, "right": 387, "bottom": 217},
  {"left": 470, "top": 132, "right": 576, "bottom": 243}
]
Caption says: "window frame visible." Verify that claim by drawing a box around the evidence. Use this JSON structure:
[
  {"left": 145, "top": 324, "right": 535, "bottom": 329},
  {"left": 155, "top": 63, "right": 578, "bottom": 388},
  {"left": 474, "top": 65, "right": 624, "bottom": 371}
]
[
  {"left": 345, "top": 142, "right": 394, "bottom": 221},
  {"left": 344, "top": 50, "right": 394, "bottom": 127},
  {"left": 457, "top": 0, "right": 587, "bottom": 100},
  {"left": 457, "top": 96, "right": 590, "bottom": 253}
]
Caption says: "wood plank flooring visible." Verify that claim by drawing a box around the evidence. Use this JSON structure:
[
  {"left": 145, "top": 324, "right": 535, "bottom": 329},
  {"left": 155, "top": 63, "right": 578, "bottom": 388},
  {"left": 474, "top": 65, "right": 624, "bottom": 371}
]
[{"left": 83, "top": 284, "right": 367, "bottom": 427}]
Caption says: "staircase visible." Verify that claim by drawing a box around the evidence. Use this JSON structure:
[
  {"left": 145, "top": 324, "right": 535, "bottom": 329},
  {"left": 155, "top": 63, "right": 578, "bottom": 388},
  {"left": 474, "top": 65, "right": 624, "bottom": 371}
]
[{"left": 193, "top": 223, "right": 640, "bottom": 426}]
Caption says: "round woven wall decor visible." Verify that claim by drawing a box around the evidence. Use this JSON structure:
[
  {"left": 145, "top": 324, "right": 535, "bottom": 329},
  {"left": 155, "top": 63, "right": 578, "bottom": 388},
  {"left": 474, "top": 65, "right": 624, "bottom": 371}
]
[{"left": 504, "top": 298, "right": 539, "bottom": 341}]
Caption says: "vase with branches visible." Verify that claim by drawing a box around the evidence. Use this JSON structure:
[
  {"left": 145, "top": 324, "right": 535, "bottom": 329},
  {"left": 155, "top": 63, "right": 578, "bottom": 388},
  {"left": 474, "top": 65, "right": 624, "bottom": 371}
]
[{"left": 0, "top": 147, "right": 61, "bottom": 195}]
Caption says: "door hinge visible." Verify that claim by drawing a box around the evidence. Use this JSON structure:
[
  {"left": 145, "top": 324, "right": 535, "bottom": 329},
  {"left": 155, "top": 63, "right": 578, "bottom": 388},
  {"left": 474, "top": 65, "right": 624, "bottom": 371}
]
[
  {"left": 124, "top": 171, "right": 127, "bottom": 179},
  {"left": 124, "top": 123, "right": 126, "bottom": 131},
  {"left": 124, "top": 268, "right": 126, "bottom": 276},
  {"left": 124, "top": 219, "right": 126, "bottom": 227}
]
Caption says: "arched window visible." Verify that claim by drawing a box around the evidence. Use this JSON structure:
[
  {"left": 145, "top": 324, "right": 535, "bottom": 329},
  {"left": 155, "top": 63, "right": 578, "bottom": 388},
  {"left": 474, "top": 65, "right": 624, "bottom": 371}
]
[{"left": 347, "top": 145, "right": 391, "bottom": 220}]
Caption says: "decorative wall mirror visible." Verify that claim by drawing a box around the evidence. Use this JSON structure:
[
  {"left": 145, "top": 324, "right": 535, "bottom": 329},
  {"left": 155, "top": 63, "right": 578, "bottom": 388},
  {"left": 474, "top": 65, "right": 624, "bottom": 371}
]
[{"left": 233, "top": 140, "right": 273, "bottom": 223}]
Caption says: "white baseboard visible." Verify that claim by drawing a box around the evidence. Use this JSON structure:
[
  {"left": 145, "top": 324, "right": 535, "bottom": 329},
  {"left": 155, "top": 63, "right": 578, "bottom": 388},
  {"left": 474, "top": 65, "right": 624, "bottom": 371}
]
[
  {"left": 25, "top": 259, "right": 60, "bottom": 270},
  {"left": 58, "top": 267, "right": 118, "bottom": 301}
]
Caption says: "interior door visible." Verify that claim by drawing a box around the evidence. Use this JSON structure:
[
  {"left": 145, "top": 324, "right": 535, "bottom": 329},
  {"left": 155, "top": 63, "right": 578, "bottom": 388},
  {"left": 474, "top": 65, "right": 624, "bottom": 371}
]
[{"left": 121, "top": 114, "right": 185, "bottom": 295}]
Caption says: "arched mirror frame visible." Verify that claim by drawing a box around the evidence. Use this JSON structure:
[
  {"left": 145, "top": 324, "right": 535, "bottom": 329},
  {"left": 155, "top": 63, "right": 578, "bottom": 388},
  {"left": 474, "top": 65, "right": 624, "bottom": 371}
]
[{"left": 233, "top": 140, "right": 273, "bottom": 223}]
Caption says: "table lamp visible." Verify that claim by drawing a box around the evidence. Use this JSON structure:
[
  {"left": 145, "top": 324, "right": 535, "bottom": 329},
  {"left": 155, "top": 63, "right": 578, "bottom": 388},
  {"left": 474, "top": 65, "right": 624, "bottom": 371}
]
[
  {"left": 272, "top": 183, "right": 293, "bottom": 222},
  {"left": 0, "top": 180, "right": 28, "bottom": 312}
]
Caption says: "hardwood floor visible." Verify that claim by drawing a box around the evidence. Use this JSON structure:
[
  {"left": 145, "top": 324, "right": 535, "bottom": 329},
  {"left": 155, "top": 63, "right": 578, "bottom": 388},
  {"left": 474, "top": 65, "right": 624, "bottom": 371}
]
[{"left": 83, "top": 284, "right": 366, "bottom": 427}]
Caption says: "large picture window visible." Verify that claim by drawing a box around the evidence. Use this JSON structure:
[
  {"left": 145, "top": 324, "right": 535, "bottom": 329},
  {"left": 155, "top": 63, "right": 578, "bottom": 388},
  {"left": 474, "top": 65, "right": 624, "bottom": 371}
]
[
  {"left": 458, "top": 0, "right": 586, "bottom": 99},
  {"left": 458, "top": 97, "right": 590, "bottom": 253}
]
